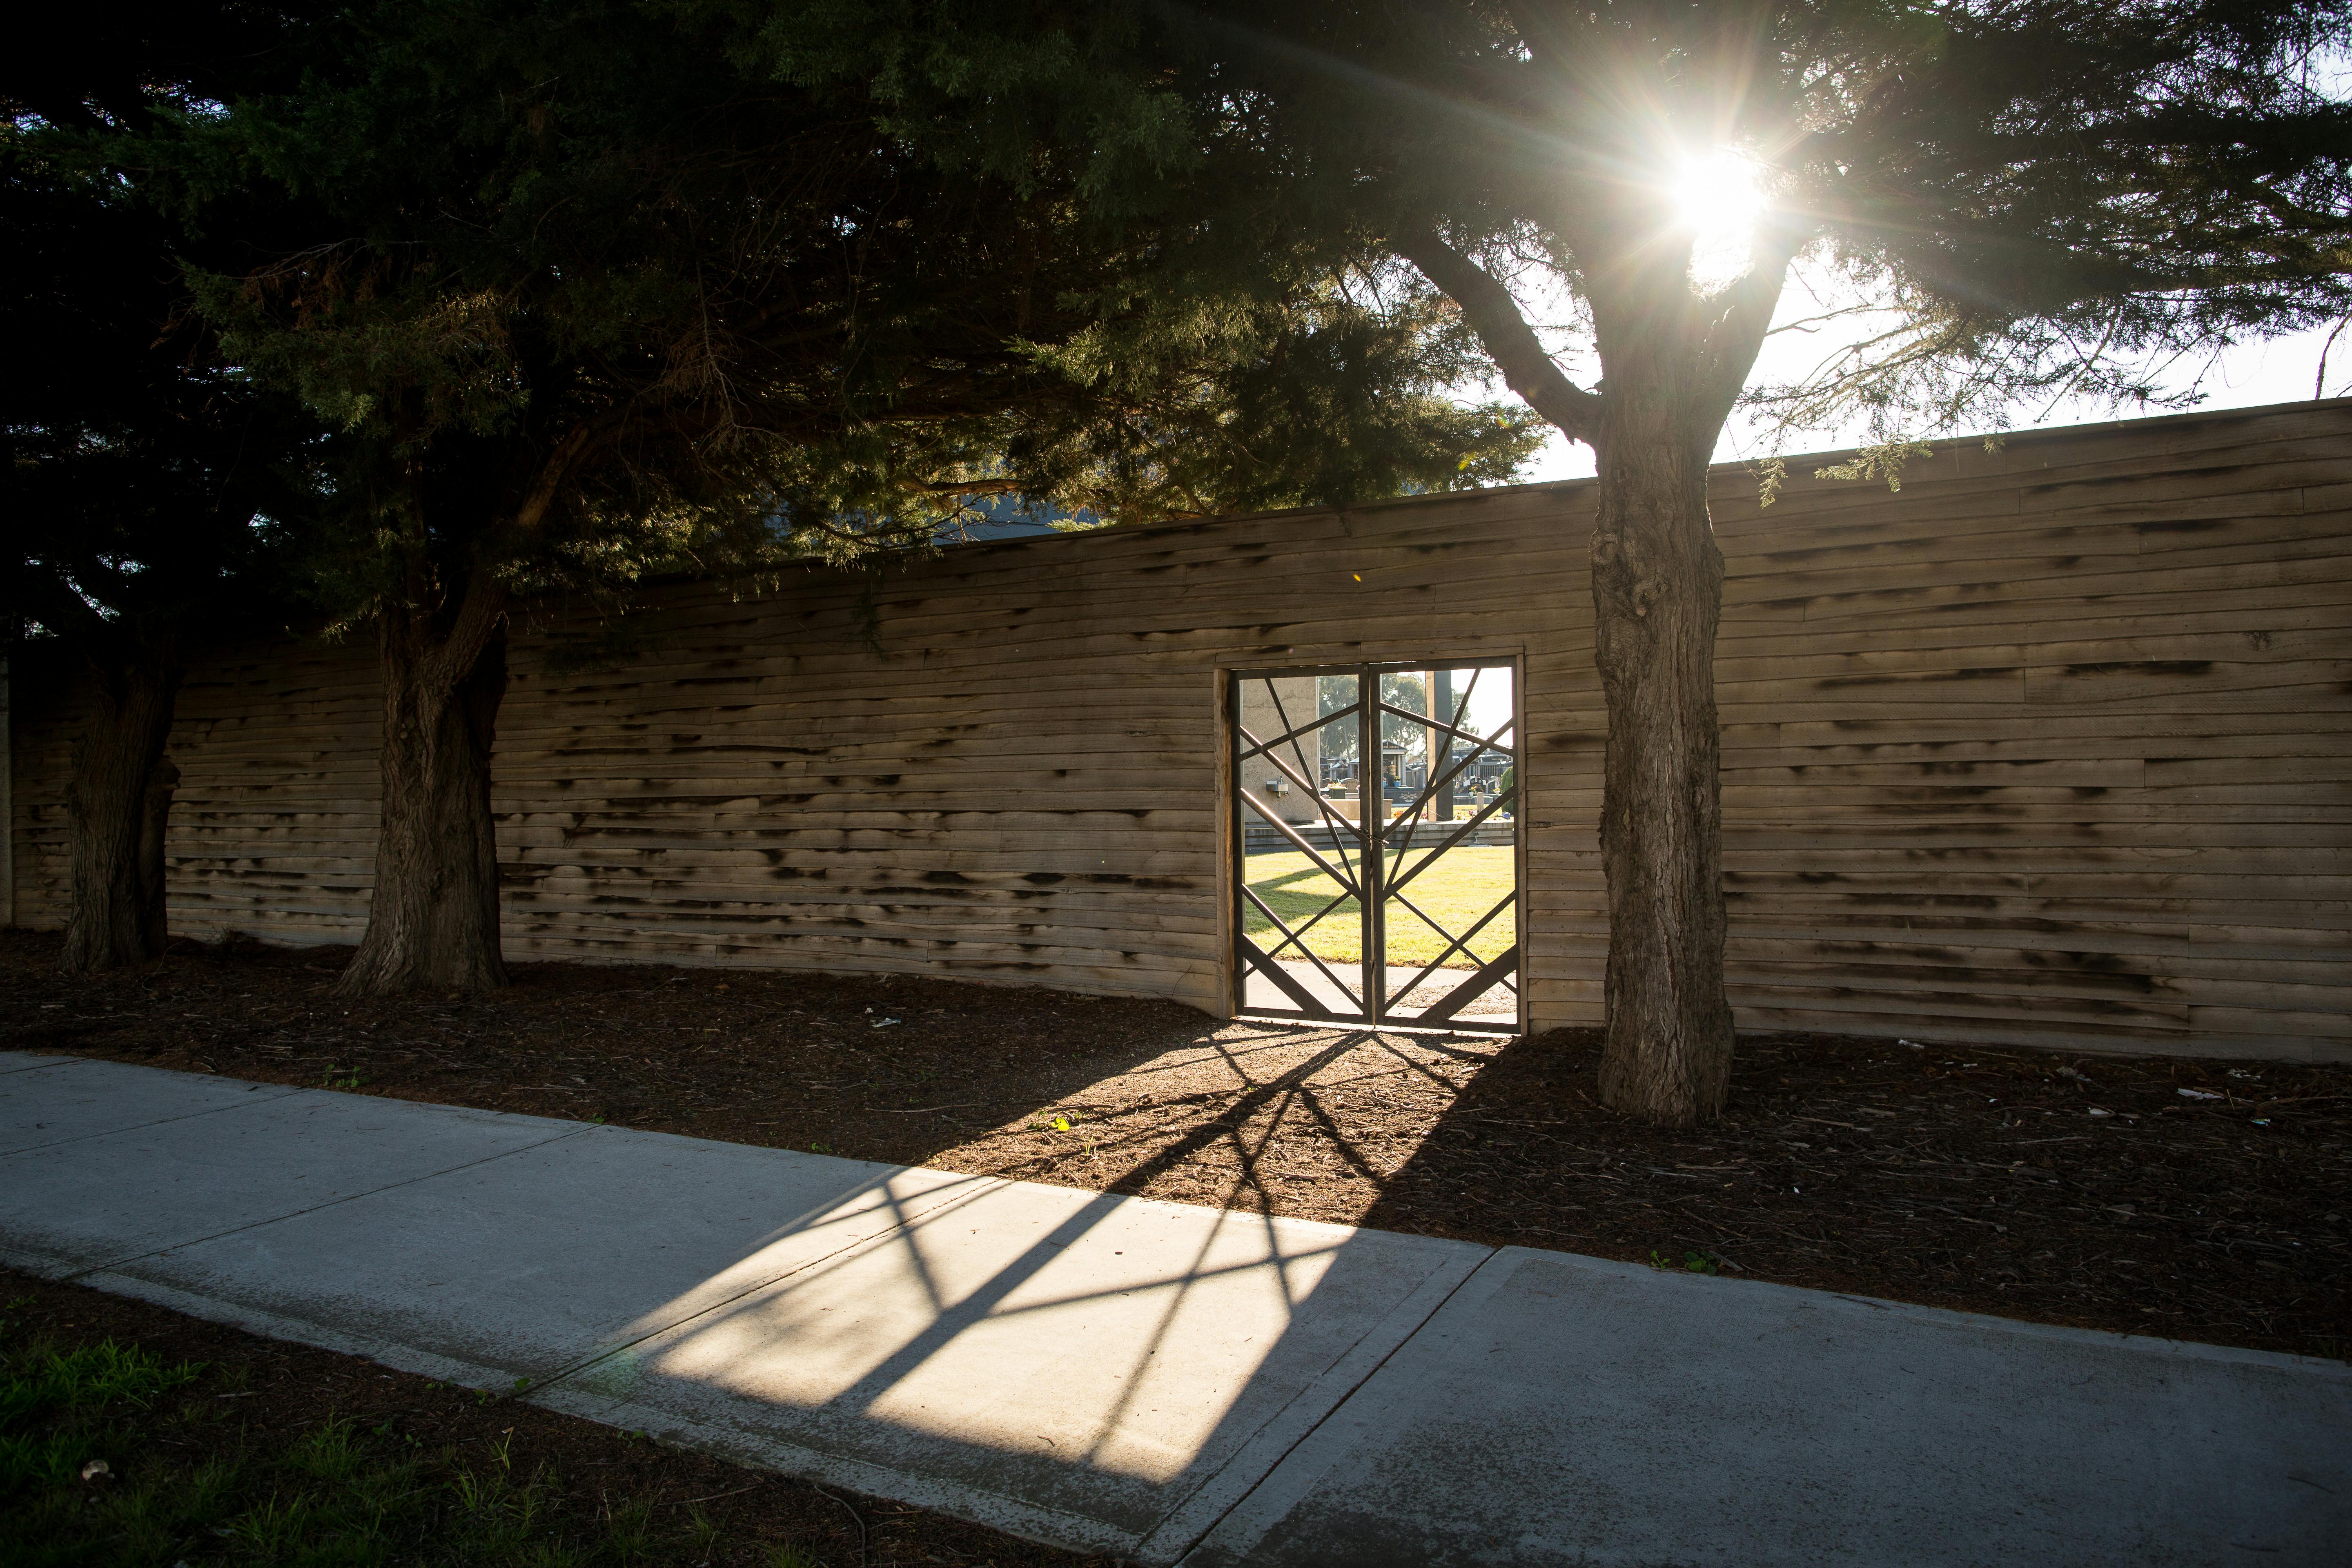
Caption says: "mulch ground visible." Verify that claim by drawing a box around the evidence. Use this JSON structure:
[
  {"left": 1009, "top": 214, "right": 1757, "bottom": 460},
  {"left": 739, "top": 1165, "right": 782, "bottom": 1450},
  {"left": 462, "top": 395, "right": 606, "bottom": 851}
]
[
  {"left": 2, "top": 1267, "right": 1100, "bottom": 1568},
  {"left": 4, "top": 928, "right": 2346, "bottom": 1362}
]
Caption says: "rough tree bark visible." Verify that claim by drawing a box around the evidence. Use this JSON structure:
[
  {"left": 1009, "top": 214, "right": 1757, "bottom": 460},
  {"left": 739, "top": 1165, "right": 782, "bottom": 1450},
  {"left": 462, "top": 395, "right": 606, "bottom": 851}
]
[
  {"left": 332, "top": 425, "right": 593, "bottom": 997},
  {"left": 1585, "top": 341, "right": 1737, "bottom": 1123},
  {"left": 1398, "top": 223, "right": 1791, "bottom": 1123},
  {"left": 335, "top": 581, "right": 512, "bottom": 996},
  {"left": 1579, "top": 238, "right": 1794, "bottom": 1123},
  {"left": 61, "top": 637, "right": 184, "bottom": 972}
]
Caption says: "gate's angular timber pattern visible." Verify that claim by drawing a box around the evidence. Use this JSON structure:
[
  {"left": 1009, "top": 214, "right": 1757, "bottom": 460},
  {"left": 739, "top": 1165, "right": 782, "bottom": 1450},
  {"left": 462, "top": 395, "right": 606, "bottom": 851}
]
[{"left": 1231, "top": 663, "right": 1521, "bottom": 1032}]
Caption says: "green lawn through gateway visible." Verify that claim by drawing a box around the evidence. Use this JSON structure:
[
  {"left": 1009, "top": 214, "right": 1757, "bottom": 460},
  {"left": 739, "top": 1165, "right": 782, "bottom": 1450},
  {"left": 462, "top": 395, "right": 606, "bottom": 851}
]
[{"left": 1242, "top": 843, "right": 1515, "bottom": 969}]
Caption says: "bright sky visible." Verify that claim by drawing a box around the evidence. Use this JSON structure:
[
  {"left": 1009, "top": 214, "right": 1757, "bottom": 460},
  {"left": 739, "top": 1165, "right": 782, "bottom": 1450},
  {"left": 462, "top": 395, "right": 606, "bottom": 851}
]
[
  {"left": 1434, "top": 144, "right": 2348, "bottom": 745},
  {"left": 1515, "top": 312, "right": 2345, "bottom": 486},
  {"left": 1434, "top": 666, "right": 1515, "bottom": 746},
  {"left": 1504, "top": 152, "right": 2347, "bottom": 482}
]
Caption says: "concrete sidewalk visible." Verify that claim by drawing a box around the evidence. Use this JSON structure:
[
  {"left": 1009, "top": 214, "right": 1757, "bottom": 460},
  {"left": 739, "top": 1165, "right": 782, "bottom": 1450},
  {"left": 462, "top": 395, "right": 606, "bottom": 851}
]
[{"left": 4, "top": 1051, "right": 2344, "bottom": 1566}]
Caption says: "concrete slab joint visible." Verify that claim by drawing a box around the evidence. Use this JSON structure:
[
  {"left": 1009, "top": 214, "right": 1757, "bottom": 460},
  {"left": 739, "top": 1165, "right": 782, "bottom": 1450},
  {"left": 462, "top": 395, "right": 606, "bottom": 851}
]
[{"left": 4, "top": 1052, "right": 2344, "bottom": 1567}]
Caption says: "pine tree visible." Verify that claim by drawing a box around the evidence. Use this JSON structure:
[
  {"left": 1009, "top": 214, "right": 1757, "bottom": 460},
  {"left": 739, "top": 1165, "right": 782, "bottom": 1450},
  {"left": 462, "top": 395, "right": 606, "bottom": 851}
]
[
  {"left": 4, "top": 6, "right": 329, "bottom": 970},
  {"left": 89, "top": 0, "right": 1538, "bottom": 993}
]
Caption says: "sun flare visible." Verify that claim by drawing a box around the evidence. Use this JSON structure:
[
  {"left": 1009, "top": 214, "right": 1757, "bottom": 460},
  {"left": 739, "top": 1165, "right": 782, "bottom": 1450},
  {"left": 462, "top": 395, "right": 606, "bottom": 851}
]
[
  {"left": 1670, "top": 151, "right": 1767, "bottom": 288},
  {"left": 1673, "top": 150, "right": 1765, "bottom": 233}
]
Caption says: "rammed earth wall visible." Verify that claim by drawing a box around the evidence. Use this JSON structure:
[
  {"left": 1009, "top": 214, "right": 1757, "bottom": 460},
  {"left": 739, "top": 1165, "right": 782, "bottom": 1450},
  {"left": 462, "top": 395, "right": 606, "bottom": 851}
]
[{"left": 9, "top": 400, "right": 2350, "bottom": 1059}]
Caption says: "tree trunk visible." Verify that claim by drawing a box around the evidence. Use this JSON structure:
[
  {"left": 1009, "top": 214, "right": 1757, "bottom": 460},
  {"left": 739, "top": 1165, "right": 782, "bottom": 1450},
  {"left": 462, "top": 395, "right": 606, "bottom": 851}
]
[
  {"left": 1396, "top": 214, "right": 1793, "bottom": 1125},
  {"left": 336, "top": 598, "right": 510, "bottom": 996},
  {"left": 61, "top": 641, "right": 184, "bottom": 972},
  {"left": 1588, "top": 380, "right": 1736, "bottom": 1125}
]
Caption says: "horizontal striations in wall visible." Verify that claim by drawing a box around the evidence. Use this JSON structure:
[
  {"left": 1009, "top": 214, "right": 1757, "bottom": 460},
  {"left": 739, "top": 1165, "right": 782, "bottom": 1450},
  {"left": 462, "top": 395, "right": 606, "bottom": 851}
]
[
  {"left": 1709, "top": 404, "right": 2352, "bottom": 1060},
  {"left": 487, "top": 485, "right": 1588, "bottom": 1013},
  {"left": 7, "top": 401, "right": 2346, "bottom": 1060}
]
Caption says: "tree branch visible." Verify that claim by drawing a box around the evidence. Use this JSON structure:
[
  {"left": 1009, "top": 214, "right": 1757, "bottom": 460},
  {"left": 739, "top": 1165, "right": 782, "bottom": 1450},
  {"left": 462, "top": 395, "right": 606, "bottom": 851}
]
[
  {"left": 1693, "top": 220, "right": 1808, "bottom": 433},
  {"left": 1391, "top": 229, "right": 1602, "bottom": 444},
  {"left": 419, "top": 569, "right": 511, "bottom": 697},
  {"left": 9, "top": 564, "right": 116, "bottom": 648},
  {"left": 912, "top": 476, "right": 1022, "bottom": 496},
  {"left": 512, "top": 420, "right": 604, "bottom": 535},
  {"left": 405, "top": 417, "right": 601, "bottom": 697}
]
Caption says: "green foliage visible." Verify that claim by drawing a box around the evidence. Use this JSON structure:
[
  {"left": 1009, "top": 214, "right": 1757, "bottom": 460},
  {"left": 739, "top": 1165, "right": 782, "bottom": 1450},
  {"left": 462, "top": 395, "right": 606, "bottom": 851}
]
[
  {"left": 1007, "top": 283, "right": 1549, "bottom": 521},
  {"left": 707, "top": 0, "right": 1547, "bottom": 517},
  {"left": 1228, "top": 0, "right": 2350, "bottom": 445},
  {"left": 1758, "top": 433, "right": 2010, "bottom": 507},
  {"left": 52, "top": 0, "right": 1539, "bottom": 650},
  {"left": 3, "top": 32, "right": 329, "bottom": 657},
  {"left": 1319, "top": 673, "right": 1430, "bottom": 768},
  {"left": 1735, "top": 3, "right": 2352, "bottom": 446},
  {"left": 1810, "top": 440, "right": 1936, "bottom": 494},
  {"left": 1650, "top": 1250, "right": 1721, "bottom": 1276},
  {"left": 0, "top": 1332, "right": 202, "bottom": 1494},
  {"left": 786, "top": 2, "right": 2352, "bottom": 455},
  {"left": 0, "top": 1304, "right": 753, "bottom": 1568}
]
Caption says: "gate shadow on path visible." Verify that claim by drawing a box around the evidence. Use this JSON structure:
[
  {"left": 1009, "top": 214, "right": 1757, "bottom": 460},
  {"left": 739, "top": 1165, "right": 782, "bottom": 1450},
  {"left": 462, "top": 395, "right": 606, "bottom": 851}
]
[
  {"left": 555, "top": 1024, "right": 1624, "bottom": 1558},
  {"left": 20, "top": 1047, "right": 2342, "bottom": 1567},
  {"left": 0, "top": 1052, "right": 1467, "bottom": 1561},
  {"left": 532, "top": 1117, "right": 1483, "bottom": 1561}
]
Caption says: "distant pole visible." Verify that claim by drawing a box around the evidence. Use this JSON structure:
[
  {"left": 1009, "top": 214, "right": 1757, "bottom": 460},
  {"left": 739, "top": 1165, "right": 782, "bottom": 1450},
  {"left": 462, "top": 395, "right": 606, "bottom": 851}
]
[{"left": 1432, "top": 668, "right": 1454, "bottom": 823}]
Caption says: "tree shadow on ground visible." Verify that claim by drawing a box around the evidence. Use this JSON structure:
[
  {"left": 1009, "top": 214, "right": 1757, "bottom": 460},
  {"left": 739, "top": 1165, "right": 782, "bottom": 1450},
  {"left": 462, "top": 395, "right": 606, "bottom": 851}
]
[
  {"left": 0, "top": 928, "right": 1214, "bottom": 1174},
  {"left": 1349, "top": 1026, "right": 2352, "bottom": 1359},
  {"left": 960, "top": 1016, "right": 2350, "bottom": 1359},
  {"left": 7, "top": 925, "right": 2343, "bottom": 1359}
]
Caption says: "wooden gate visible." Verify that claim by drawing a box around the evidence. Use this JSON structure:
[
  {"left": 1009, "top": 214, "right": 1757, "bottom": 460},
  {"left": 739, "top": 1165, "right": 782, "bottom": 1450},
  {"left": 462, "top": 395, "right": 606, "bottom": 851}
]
[{"left": 1230, "top": 661, "right": 1521, "bottom": 1033}]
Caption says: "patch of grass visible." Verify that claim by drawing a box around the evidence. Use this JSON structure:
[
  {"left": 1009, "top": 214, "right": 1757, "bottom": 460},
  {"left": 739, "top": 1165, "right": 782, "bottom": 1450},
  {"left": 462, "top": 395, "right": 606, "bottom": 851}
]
[
  {"left": 0, "top": 1303, "right": 750, "bottom": 1568},
  {"left": 1650, "top": 1250, "right": 1722, "bottom": 1276},
  {"left": 1243, "top": 844, "right": 1515, "bottom": 969},
  {"left": 0, "top": 1313, "right": 202, "bottom": 1499}
]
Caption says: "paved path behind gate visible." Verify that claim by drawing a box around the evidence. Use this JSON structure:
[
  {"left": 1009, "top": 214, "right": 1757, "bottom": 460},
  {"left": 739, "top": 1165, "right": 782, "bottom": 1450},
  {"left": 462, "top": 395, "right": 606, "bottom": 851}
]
[{"left": 4, "top": 1051, "right": 2343, "bottom": 1566}]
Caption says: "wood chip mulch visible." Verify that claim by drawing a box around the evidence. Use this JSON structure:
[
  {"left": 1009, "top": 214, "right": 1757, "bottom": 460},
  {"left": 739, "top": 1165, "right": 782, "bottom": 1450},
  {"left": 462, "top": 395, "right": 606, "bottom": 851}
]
[{"left": 4, "top": 930, "right": 2345, "bottom": 1363}]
